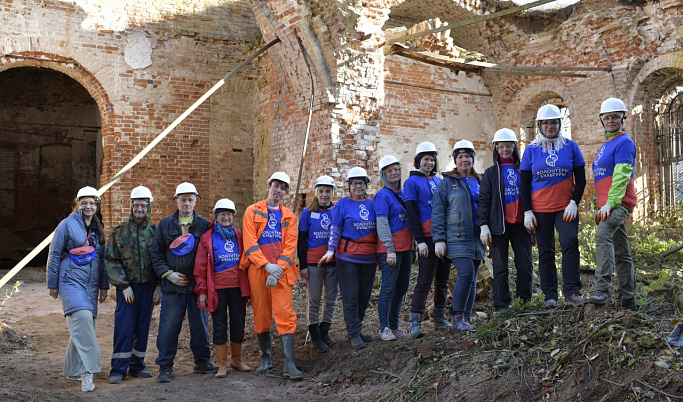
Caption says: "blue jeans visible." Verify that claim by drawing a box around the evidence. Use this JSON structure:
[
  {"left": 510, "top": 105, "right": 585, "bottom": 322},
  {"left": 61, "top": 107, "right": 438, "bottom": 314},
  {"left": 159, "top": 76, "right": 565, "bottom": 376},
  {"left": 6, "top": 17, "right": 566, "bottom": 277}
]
[
  {"left": 377, "top": 251, "right": 412, "bottom": 330},
  {"left": 451, "top": 258, "right": 479, "bottom": 316},
  {"left": 336, "top": 259, "right": 377, "bottom": 339},
  {"left": 535, "top": 211, "right": 582, "bottom": 300},
  {"left": 155, "top": 292, "right": 211, "bottom": 369},
  {"left": 111, "top": 283, "right": 156, "bottom": 377}
]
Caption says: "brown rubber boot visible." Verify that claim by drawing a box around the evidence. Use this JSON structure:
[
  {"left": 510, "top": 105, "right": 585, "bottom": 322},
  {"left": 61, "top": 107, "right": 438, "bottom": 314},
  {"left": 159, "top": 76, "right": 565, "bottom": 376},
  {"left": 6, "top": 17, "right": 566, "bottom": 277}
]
[
  {"left": 229, "top": 341, "right": 251, "bottom": 372},
  {"left": 215, "top": 343, "right": 228, "bottom": 378}
]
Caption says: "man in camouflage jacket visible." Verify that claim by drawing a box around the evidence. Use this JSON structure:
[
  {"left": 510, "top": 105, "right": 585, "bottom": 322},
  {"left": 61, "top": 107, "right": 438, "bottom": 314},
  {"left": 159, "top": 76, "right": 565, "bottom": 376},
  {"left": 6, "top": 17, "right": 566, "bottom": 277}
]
[{"left": 105, "top": 186, "right": 160, "bottom": 384}]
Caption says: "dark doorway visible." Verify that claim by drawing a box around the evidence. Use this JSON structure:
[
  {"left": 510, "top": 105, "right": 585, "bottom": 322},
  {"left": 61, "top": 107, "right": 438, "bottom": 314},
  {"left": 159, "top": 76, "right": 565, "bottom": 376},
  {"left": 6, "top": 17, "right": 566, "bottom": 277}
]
[{"left": 0, "top": 67, "right": 101, "bottom": 265}]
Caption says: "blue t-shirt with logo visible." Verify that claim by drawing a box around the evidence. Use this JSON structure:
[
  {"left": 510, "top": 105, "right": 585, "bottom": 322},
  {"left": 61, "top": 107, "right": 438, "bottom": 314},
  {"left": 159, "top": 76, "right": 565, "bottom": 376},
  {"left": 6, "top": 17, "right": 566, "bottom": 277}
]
[
  {"left": 374, "top": 187, "right": 413, "bottom": 253},
  {"left": 211, "top": 231, "right": 240, "bottom": 273},
  {"left": 300, "top": 205, "right": 334, "bottom": 263},
  {"left": 403, "top": 174, "right": 440, "bottom": 238}
]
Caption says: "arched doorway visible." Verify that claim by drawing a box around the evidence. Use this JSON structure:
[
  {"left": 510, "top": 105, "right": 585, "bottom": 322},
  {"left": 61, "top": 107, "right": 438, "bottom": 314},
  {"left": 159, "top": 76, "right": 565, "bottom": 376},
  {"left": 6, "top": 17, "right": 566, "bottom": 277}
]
[
  {"left": 654, "top": 84, "right": 683, "bottom": 209},
  {"left": 0, "top": 67, "right": 101, "bottom": 264}
]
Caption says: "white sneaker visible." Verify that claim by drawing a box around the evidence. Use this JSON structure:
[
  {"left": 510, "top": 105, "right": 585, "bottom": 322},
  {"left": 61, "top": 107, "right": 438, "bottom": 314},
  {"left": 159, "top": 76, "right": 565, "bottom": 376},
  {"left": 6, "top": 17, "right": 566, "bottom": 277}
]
[
  {"left": 379, "top": 327, "right": 397, "bottom": 341},
  {"left": 391, "top": 327, "right": 409, "bottom": 340},
  {"left": 81, "top": 372, "right": 95, "bottom": 392}
]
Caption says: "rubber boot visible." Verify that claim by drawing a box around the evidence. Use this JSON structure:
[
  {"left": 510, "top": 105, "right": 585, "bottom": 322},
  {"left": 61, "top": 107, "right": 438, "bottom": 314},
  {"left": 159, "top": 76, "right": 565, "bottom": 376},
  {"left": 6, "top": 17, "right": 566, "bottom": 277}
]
[
  {"left": 229, "top": 341, "right": 251, "bottom": 372},
  {"left": 215, "top": 343, "right": 228, "bottom": 378},
  {"left": 409, "top": 312, "right": 425, "bottom": 339},
  {"left": 280, "top": 334, "right": 303, "bottom": 380},
  {"left": 432, "top": 308, "right": 453, "bottom": 330},
  {"left": 255, "top": 332, "right": 272, "bottom": 374},
  {"left": 309, "top": 324, "right": 329, "bottom": 352},
  {"left": 319, "top": 322, "right": 336, "bottom": 346}
]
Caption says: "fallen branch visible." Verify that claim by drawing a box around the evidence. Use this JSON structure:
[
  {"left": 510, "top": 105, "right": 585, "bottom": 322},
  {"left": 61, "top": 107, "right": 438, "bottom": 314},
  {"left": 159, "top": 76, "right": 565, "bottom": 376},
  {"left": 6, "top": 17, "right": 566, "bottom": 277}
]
[
  {"left": 658, "top": 243, "right": 683, "bottom": 262},
  {"left": 370, "top": 369, "right": 402, "bottom": 380},
  {"left": 470, "top": 375, "right": 494, "bottom": 386},
  {"left": 635, "top": 379, "right": 683, "bottom": 400}
]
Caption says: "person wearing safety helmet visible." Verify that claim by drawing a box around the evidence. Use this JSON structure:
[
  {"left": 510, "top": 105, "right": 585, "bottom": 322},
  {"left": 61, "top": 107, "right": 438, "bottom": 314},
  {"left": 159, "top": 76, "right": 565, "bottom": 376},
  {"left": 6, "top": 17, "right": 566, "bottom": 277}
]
[
  {"left": 520, "top": 104, "right": 587, "bottom": 309},
  {"left": 194, "top": 198, "right": 251, "bottom": 378},
  {"left": 105, "top": 186, "right": 160, "bottom": 384},
  {"left": 47, "top": 186, "right": 109, "bottom": 392},
  {"left": 478, "top": 129, "right": 534, "bottom": 312},
  {"left": 432, "top": 140, "right": 485, "bottom": 331},
  {"left": 374, "top": 155, "right": 414, "bottom": 342},
  {"left": 319, "top": 166, "right": 377, "bottom": 349},
  {"left": 432, "top": 140, "right": 484, "bottom": 331},
  {"left": 405, "top": 141, "right": 452, "bottom": 337},
  {"left": 297, "top": 175, "right": 339, "bottom": 352},
  {"left": 240, "top": 172, "right": 302, "bottom": 379},
  {"left": 151, "top": 182, "right": 216, "bottom": 383},
  {"left": 587, "top": 98, "right": 637, "bottom": 311}
]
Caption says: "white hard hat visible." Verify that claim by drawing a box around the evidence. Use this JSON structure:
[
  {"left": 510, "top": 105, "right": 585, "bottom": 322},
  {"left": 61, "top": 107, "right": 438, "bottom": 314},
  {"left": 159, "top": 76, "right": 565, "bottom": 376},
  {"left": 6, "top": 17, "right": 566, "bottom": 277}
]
[
  {"left": 347, "top": 166, "right": 369, "bottom": 181},
  {"left": 600, "top": 98, "right": 628, "bottom": 117},
  {"left": 452, "top": 139, "right": 475, "bottom": 154},
  {"left": 130, "top": 186, "right": 153, "bottom": 202},
  {"left": 213, "top": 198, "right": 236, "bottom": 213},
  {"left": 378, "top": 155, "right": 400, "bottom": 172},
  {"left": 536, "top": 104, "right": 562, "bottom": 121},
  {"left": 76, "top": 186, "right": 100, "bottom": 201},
  {"left": 492, "top": 128, "right": 518, "bottom": 143},
  {"left": 415, "top": 141, "right": 438, "bottom": 156},
  {"left": 174, "top": 182, "right": 199, "bottom": 199},
  {"left": 267, "top": 172, "right": 291, "bottom": 187},
  {"left": 314, "top": 175, "right": 336, "bottom": 189}
]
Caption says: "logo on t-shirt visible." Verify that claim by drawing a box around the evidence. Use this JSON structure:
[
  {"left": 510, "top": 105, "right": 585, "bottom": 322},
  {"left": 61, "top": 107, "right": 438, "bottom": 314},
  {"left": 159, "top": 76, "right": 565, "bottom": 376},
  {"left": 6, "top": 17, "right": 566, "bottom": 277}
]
[
  {"left": 545, "top": 150, "right": 558, "bottom": 167},
  {"left": 429, "top": 179, "right": 438, "bottom": 194},
  {"left": 268, "top": 213, "right": 277, "bottom": 229},
  {"left": 224, "top": 239, "right": 235, "bottom": 253},
  {"left": 506, "top": 168, "right": 517, "bottom": 186},
  {"left": 359, "top": 204, "right": 370, "bottom": 221},
  {"left": 321, "top": 213, "right": 331, "bottom": 230},
  {"left": 594, "top": 145, "right": 605, "bottom": 166}
]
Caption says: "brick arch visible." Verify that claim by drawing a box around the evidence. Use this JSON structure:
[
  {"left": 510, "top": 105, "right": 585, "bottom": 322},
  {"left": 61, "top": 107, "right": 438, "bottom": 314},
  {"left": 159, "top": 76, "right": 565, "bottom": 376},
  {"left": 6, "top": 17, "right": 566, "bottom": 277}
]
[{"left": 624, "top": 53, "right": 683, "bottom": 218}]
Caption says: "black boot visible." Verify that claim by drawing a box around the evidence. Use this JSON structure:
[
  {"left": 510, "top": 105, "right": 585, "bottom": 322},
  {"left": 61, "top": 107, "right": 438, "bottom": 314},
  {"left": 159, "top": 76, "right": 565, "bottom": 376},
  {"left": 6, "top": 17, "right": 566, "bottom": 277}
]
[
  {"left": 318, "top": 322, "right": 336, "bottom": 346},
  {"left": 280, "top": 334, "right": 303, "bottom": 380},
  {"left": 309, "top": 324, "right": 329, "bottom": 352},
  {"left": 256, "top": 332, "right": 272, "bottom": 374}
]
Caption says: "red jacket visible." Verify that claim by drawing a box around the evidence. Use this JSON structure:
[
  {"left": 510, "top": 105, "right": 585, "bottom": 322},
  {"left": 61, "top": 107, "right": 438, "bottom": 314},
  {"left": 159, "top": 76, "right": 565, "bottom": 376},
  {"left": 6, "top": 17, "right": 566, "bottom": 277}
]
[{"left": 193, "top": 222, "right": 250, "bottom": 312}]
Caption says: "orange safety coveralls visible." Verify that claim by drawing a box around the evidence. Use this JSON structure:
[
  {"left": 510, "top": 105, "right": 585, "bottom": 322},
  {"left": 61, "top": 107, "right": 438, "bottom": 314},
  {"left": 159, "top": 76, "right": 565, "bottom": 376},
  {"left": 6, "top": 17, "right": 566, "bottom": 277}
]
[{"left": 239, "top": 199, "right": 299, "bottom": 335}]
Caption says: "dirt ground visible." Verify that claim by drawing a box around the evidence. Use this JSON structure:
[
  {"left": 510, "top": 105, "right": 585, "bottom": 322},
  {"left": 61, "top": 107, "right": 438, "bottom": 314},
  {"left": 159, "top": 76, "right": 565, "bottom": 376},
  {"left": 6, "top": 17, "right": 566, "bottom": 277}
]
[{"left": 1, "top": 265, "right": 682, "bottom": 401}]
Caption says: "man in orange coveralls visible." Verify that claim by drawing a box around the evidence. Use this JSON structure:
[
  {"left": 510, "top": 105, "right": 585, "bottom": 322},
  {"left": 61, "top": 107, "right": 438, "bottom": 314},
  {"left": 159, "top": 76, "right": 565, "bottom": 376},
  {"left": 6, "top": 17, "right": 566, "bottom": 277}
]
[{"left": 240, "top": 171, "right": 302, "bottom": 379}]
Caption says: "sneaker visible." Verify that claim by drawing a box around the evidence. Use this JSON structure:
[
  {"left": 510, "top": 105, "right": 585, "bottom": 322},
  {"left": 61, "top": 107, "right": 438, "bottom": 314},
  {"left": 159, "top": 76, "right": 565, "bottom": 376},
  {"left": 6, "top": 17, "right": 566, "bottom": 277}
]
[
  {"left": 129, "top": 369, "right": 153, "bottom": 378},
  {"left": 618, "top": 297, "right": 638, "bottom": 311},
  {"left": 157, "top": 367, "right": 175, "bottom": 383},
  {"left": 543, "top": 299, "right": 557, "bottom": 309},
  {"left": 193, "top": 361, "right": 218, "bottom": 374},
  {"left": 565, "top": 293, "right": 587, "bottom": 306},
  {"left": 452, "top": 317, "right": 475, "bottom": 332},
  {"left": 66, "top": 375, "right": 81, "bottom": 381},
  {"left": 109, "top": 374, "right": 123, "bottom": 384},
  {"left": 588, "top": 290, "right": 610, "bottom": 305},
  {"left": 391, "top": 327, "right": 409, "bottom": 340},
  {"left": 359, "top": 332, "right": 374, "bottom": 343},
  {"left": 80, "top": 372, "right": 95, "bottom": 392},
  {"left": 379, "top": 327, "right": 397, "bottom": 341}
]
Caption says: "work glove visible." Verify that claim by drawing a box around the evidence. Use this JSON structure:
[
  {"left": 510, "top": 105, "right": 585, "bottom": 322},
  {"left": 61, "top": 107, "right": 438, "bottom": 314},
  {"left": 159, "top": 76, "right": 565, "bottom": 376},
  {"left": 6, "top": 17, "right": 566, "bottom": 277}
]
[
  {"left": 122, "top": 286, "right": 135, "bottom": 304},
  {"left": 318, "top": 251, "right": 334, "bottom": 267},
  {"left": 153, "top": 286, "right": 162, "bottom": 305},
  {"left": 417, "top": 242, "right": 429, "bottom": 258},
  {"left": 264, "top": 263, "right": 282, "bottom": 280},
  {"left": 524, "top": 211, "right": 537, "bottom": 231},
  {"left": 386, "top": 252, "right": 397, "bottom": 266},
  {"left": 167, "top": 271, "right": 188, "bottom": 287},
  {"left": 266, "top": 274, "right": 278, "bottom": 288},
  {"left": 597, "top": 204, "right": 612, "bottom": 222},
  {"left": 199, "top": 294, "right": 207, "bottom": 309},
  {"left": 480, "top": 225, "right": 492, "bottom": 247},
  {"left": 435, "top": 242, "right": 447, "bottom": 259},
  {"left": 563, "top": 200, "right": 578, "bottom": 222},
  {"left": 300, "top": 268, "right": 309, "bottom": 280}
]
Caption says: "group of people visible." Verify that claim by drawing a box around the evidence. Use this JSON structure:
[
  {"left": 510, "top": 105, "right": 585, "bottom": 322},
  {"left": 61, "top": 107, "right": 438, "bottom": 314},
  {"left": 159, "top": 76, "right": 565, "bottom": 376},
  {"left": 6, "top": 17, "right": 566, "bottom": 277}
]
[{"left": 46, "top": 97, "right": 637, "bottom": 391}]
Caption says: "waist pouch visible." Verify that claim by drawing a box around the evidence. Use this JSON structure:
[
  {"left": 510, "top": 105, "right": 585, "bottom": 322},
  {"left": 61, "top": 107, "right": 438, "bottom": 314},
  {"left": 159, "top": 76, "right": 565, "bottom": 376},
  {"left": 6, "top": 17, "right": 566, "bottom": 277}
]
[
  {"left": 170, "top": 233, "right": 195, "bottom": 256},
  {"left": 69, "top": 246, "right": 96, "bottom": 265}
]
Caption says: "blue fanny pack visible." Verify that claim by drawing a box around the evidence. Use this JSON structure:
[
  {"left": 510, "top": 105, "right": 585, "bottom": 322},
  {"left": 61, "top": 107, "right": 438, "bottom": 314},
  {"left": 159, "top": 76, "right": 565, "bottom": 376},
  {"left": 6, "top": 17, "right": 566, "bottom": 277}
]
[{"left": 170, "top": 233, "right": 195, "bottom": 256}]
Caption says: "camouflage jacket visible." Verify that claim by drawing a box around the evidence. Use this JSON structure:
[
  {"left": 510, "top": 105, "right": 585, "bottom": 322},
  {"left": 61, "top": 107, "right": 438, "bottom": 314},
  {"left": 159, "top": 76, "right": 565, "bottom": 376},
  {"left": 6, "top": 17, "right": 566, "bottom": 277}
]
[{"left": 105, "top": 213, "right": 158, "bottom": 288}]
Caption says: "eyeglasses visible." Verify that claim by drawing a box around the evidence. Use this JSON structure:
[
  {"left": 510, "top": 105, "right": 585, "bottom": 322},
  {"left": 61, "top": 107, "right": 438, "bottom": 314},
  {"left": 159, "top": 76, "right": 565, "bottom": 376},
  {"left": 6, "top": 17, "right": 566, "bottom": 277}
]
[
  {"left": 541, "top": 121, "right": 560, "bottom": 126},
  {"left": 350, "top": 181, "right": 367, "bottom": 187},
  {"left": 216, "top": 212, "right": 234, "bottom": 218},
  {"left": 132, "top": 203, "right": 149, "bottom": 210}
]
